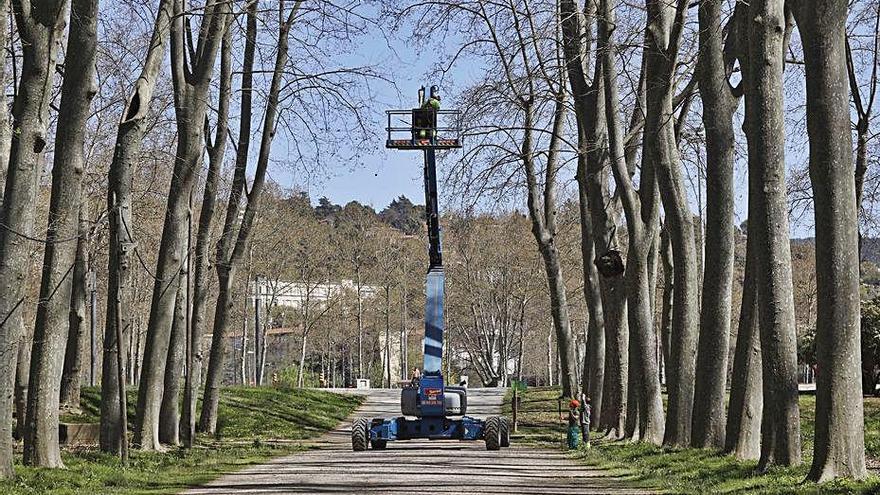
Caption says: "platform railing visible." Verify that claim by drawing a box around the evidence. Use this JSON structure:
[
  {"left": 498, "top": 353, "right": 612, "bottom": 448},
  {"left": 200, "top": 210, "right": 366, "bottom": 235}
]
[{"left": 385, "top": 109, "right": 463, "bottom": 149}]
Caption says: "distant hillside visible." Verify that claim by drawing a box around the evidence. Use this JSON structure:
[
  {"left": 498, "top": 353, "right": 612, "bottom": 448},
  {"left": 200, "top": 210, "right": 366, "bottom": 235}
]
[{"left": 793, "top": 236, "right": 880, "bottom": 265}]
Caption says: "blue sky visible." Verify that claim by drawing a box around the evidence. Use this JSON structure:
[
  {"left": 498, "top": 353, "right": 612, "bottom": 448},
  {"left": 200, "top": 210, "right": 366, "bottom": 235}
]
[{"left": 263, "top": 7, "right": 820, "bottom": 238}]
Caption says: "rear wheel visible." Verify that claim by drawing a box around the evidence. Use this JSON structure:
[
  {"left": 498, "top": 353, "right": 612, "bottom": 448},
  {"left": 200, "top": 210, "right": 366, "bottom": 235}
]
[
  {"left": 485, "top": 416, "right": 501, "bottom": 451},
  {"left": 352, "top": 418, "right": 369, "bottom": 452},
  {"left": 500, "top": 417, "right": 510, "bottom": 447}
]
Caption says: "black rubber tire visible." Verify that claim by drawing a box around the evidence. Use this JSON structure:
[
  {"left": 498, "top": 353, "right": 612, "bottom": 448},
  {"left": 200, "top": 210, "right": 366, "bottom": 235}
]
[
  {"left": 370, "top": 439, "right": 387, "bottom": 449},
  {"left": 485, "top": 416, "right": 501, "bottom": 451},
  {"left": 352, "top": 418, "right": 369, "bottom": 452},
  {"left": 500, "top": 417, "right": 510, "bottom": 447}
]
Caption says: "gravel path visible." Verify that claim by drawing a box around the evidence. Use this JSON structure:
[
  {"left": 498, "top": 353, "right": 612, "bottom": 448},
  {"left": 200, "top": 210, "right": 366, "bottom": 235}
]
[{"left": 185, "top": 388, "right": 651, "bottom": 494}]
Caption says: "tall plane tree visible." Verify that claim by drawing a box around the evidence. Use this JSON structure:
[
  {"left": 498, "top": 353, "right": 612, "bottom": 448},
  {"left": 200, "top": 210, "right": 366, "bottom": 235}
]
[
  {"left": 559, "top": 0, "right": 630, "bottom": 434},
  {"left": 0, "top": 0, "right": 70, "bottom": 477},
  {"left": 642, "top": 0, "right": 699, "bottom": 448},
  {"left": 795, "top": 0, "right": 868, "bottom": 482},
  {"left": 102, "top": 0, "right": 174, "bottom": 455},
  {"left": 600, "top": 0, "right": 665, "bottom": 445},
  {"left": 181, "top": 14, "right": 233, "bottom": 448},
  {"left": 690, "top": 0, "right": 738, "bottom": 449},
  {"left": 134, "top": 0, "right": 228, "bottom": 450},
  {"left": 745, "top": 0, "right": 801, "bottom": 470},
  {"left": 200, "top": 0, "right": 302, "bottom": 433},
  {"left": 24, "top": 0, "right": 98, "bottom": 468}
]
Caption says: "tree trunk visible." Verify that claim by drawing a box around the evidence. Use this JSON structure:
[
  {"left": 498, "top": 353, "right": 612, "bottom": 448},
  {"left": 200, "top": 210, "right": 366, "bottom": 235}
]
[
  {"left": 601, "top": 0, "right": 664, "bottom": 445},
  {"left": 200, "top": 270, "right": 235, "bottom": 433},
  {"left": 691, "top": 0, "right": 737, "bottom": 450},
  {"left": 61, "top": 215, "right": 89, "bottom": 409},
  {"left": 0, "top": 0, "right": 69, "bottom": 475},
  {"left": 795, "top": 0, "right": 867, "bottom": 481},
  {"left": 644, "top": 0, "right": 699, "bottom": 448},
  {"left": 135, "top": 0, "right": 228, "bottom": 451},
  {"left": 24, "top": 0, "right": 98, "bottom": 467},
  {"left": 745, "top": 0, "right": 801, "bottom": 470},
  {"left": 724, "top": 239, "right": 763, "bottom": 460},
  {"left": 15, "top": 335, "right": 30, "bottom": 441},
  {"left": 523, "top": 97, "right": 578, "bottom": 399},
  {"left": 0, "top": 0, "right": 9, "bottom": 185},
  {"left": 102, "top": 0, "right": 174, "bottom": 455},
  {"left": 159, "top": 274, "right": 186, "bottom": 446},
  {"left": 183, "top": 20, "right": 232, "bottom": 446}
]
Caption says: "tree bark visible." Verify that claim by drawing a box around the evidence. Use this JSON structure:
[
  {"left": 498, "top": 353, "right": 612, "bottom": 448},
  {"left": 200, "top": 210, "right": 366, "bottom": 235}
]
[
  {"left": 15, "top": 333, "right": 30, "bottom": 441},
  {"left": 159, "top": 273, "right": 186, "bottom": 446},
  {"left": 61, "top": 215, "right": 89, "bottom": 409},
  {"left": 102, "top": 0, "right": 173, "bottom": 455},
  {"left": 724, "top": 237, "right": 763, "bottom": 459},
  {"left": 0, "top": 0, "right": 70, "bottom": 475},
  {"left": 0, "top": 0, "right": 9, "bottom": 185},
  {"left": 659, "top": 228, "right": 673, "bottom": 384},
  {"left": 745, "top": 0, "right": 801, "bottom": 470},
  {"left": 691, "top": 0, "right": 738, "bottom": 450},
  {"left": 795, "top": 0, "right": 867, "bottom": 481}
]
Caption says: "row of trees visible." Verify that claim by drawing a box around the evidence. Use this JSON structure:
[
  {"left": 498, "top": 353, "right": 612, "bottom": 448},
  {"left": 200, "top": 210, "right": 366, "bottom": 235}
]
[
  {"left": 0, "top": 0, "right": 871, "bottom": 488},
  {"left": 0, "top": 0, "right": 382, "bottom": 476},
  {"left": 392, "top": 0, "right": 870, "bottom": 483}
]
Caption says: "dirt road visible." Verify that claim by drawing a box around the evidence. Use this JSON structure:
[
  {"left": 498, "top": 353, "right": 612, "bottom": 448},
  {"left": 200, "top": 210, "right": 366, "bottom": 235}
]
[{"left": 186, "top": 388, "right": 650, "bottom": 494}]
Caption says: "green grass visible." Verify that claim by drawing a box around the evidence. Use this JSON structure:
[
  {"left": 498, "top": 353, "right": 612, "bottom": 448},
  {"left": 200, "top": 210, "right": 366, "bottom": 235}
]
[
  {"left": 507, "top": 387, "right": 880, "bottom": 494},
  {"left": 3, "top": 386, "right": 362, "bottom": 495}
]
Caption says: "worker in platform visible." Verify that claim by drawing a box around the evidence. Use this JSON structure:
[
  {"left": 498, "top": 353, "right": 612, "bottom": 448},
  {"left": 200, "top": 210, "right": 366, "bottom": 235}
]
[{"left": 418, "top": 91, "right": 441, "bottom": 139}]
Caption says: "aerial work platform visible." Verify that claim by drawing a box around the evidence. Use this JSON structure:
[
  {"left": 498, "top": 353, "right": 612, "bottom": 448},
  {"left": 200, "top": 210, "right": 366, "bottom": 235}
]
[{"left": 352, "top": 86, "right": 509, "bottom": 452}]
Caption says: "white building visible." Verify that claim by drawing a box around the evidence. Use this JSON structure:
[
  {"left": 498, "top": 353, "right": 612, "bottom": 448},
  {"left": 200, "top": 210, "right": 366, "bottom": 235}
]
[{"left": 251, "top": 278, "right": 377, "bottom": 309}]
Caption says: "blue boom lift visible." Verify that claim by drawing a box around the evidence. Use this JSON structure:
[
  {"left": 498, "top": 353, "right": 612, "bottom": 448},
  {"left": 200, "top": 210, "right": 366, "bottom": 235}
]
[{"left": 351, "top": 86, "right": 511, "bottom": 452}]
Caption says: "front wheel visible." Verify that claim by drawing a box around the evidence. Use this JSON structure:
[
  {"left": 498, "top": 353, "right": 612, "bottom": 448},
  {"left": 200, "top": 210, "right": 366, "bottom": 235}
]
[
  {"left": 484, "top": 416, "right": 501, "bottom": 451},
  {"left": 352, "top": 418, "right": 369, "bottom": 452},
  {"left": 500, "top": 417, "right": 510, "bottom": 447}
]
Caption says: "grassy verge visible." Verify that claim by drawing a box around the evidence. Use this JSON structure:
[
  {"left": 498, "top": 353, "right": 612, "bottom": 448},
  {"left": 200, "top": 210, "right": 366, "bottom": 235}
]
[
  {"left": 506, "top": 386, "right": 880, "bottom": 494},
  {"left": 3, "top": 386, "right": 362, "bottom": 495}
]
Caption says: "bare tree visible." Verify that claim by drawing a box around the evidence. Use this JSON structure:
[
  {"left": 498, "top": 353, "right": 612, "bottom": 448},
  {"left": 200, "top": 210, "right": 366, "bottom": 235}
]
[
  {"left": 745, "top": 0, "right": 801, "bottom": 470},
  {"left": 135, "top": 0, "right": 228, "bottom": 450},
  {"left": 795, "top": 0, "right": 867, "bottom": 482},
  {"left": 847, "top": 2, "right": 880, "bottom": 221},
  {"left": 200, "top": 0, "right": 301, "bottom": 433},
  {"left": 600, "top": 0, "right": 665, "bottom": 445},
  {"left": 559, "top": 0, "right": 629, "bottom": 434},
  {"left": 101, "top": 0, "right": 173, "bottom": 455},
  {"left": 181, "top": 11, "right": 233, "bottom": 448},
  {"left": 690, "top": 0, "right": 739, "bottom": 450},
  {"left": 0, "top": 0, "right": 70, "bottom": 476},
  {"left": 640, "top": 0, "right": 699, "bottom": 448},
  {"left": 24, "top": 0, "right": 98, "bottom": 468}
]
